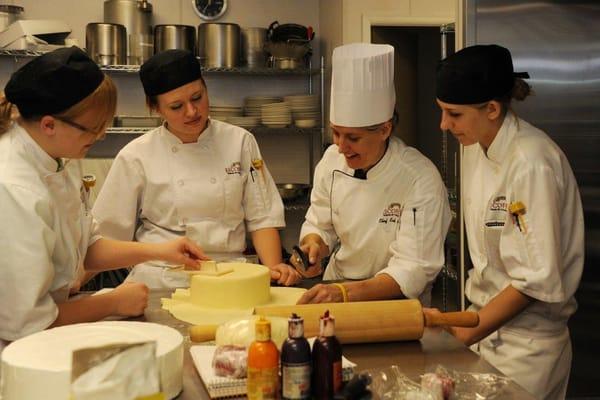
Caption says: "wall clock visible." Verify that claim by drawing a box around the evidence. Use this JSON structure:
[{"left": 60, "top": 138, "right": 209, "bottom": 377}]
[{"left": 192, "top": 0, "right": 228, "bottom": 21}]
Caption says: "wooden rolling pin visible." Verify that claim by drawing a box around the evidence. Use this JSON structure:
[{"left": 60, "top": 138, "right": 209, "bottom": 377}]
[{"left": 189, "top": 299, "right": 478, "bottom": 344}]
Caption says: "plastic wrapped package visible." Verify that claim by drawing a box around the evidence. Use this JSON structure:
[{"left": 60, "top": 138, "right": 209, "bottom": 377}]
[
  {"left": 421, "top": 372, "right": 456, "bottom": 400},
  {"left": 363, "top": 365, "right": 420, "bottom": 400},
  {"left": 211, "top": 345, "right": 248, "bottom": 379},
  {"left": 215, "top": 316, "right": 289, "bottom": 349},
  {"left": 363, "top": 364, "right": 510, "bottom": 400}
]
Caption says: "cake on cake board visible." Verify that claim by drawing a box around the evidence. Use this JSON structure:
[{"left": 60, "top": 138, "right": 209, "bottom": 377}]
[{"left": 162, "top": 262, "right": 306, "bottom": 326}]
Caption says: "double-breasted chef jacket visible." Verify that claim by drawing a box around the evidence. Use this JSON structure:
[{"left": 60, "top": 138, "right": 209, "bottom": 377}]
[
  {"left": 300, "top": 136, "right": 451, "bottom": 305},
  {"left": 0, "top": 123, "right": 99, "bottom": 342},
  {"left": 93, "top": 119, "right": 284, "bottom": 288},
  {"left": 463, "top": 112, "right": 584, "bottom": 399}
]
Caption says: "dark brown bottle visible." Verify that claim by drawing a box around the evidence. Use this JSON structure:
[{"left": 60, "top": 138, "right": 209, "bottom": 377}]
[
  {"left": 311, "top": 310, "right": 343, "bottom": 400},
  {"left": 281, "top": 313, "right": 311, "bottom": 399}
]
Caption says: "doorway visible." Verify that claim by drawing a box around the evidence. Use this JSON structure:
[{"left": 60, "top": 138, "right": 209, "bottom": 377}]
[{"left": 371, "top": 25, "right": 461, "bottom": 311}]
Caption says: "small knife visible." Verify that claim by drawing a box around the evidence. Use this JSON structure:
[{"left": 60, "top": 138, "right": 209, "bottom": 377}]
[{"left": 290, "top": 245, "right": 310, "bottom": 271}]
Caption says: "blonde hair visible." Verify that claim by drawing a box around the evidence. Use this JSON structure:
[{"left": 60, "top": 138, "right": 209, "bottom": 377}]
[
  {"left": 0, "top": 74, "right": 117, "bottom": 136},
  {"left": 54, "top": 75, "right": 117, "bottom": 134},
  {"left": 497, "top": 77, "right": 533, "bottom": 118},
  {"left": 0, "top": 93, "right": 14, "bottom": 135}
]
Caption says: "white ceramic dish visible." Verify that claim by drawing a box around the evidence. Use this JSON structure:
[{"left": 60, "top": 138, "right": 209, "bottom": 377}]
[{"left": 295, "top": 119, "right": 317, "bottom": 128}]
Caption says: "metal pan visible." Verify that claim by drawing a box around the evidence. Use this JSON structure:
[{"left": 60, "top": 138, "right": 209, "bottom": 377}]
[{"left": 277, "top": 183, "right": 310, "bottom": 200}]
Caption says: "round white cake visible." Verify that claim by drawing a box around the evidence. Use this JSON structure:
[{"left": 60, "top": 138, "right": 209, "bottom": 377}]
[
  {"left": 0, "top": 321, "right": 183, "bottom": 400},
  {"left": 189, "top": 263, "right": 271, "bottom": 308}
]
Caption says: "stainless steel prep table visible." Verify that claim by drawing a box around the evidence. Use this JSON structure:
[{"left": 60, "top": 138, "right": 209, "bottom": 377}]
[{"left": 144, "top": 290, "right": 535, "bottom": 399}]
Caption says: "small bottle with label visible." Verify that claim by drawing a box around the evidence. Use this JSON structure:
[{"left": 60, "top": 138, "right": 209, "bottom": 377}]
[
  {"left": 312, "top": 310, "right": 343, "bottom": 400},
  {"left": 247, "top": 317, "right": 280, "bottom": 400},
  {"left": 281, "top": 313, "right": 311, "bottom": 399}
]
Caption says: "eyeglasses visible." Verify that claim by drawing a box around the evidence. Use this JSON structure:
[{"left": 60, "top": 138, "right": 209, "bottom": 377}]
[{"left": 53, "top": 116, "right": 104, "bottom": 137}]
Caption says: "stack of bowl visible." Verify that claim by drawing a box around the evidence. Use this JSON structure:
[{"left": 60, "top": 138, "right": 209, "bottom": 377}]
[
  {"left": 284, "top": 94, "right": 320, "bottom": 128},
  {"left": 209, "top": 105, "right": 243, "bottom": 122},
  {"left": 226, "top": 116, "right": 260, "bottom": 129},
  {"left": 261, "top": 102, "right": 291, "bottom": 128},
  {"left": 243, "top": 96, "right": 283, "bottom": 118}
]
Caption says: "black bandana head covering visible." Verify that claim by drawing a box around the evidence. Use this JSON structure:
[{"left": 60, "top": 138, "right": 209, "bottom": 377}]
[
  {"left": 139, "top": 49, "right": 202, "bottom": 97},
  {"left": 4, "top": 46, "right": 104, "bottom": 118},
  {"left": 436, "top": 44, "right": 530, "bottom": 105}
]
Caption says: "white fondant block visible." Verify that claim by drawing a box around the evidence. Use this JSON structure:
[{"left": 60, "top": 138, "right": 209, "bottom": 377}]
[{"left": 1, "top": 321, "right": 183, "bottom": 400}]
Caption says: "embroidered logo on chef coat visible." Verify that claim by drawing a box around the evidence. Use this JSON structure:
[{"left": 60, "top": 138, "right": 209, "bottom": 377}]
[
  {"left": 225, "top": 161, "right": 242, "bottom": 175},
  {"left": 485, "top": 195, "right": 507, "bottom": 228},
  {"left": 378, "top": 203, "right": 402, "bottom": 225},
  {"left": 490, "top": 195, "right": 507, "bottom": 212}
]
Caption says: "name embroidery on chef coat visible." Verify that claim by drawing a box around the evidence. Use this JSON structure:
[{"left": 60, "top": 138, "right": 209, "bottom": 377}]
[
  {"left": 485, "top": 195, "right": 507, "bottom": 227},
  {"left": 378, "top": 203, "right": 402, "bottom": 225},
  {"left": 225, "top": 161, "right": 242, "bottom": 175}
]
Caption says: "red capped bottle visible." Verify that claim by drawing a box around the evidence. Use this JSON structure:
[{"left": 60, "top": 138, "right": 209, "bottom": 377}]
[
  {"left": 281, "top": 313, "right": 311, "bottom": 399},
  {"left": 311, "top": 310, "right": 343, "bottom": 399}
]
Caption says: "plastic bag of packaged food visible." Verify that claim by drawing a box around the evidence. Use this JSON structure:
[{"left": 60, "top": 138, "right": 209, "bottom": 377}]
[
  {"left": 362, "top": 364, "right": 510, "bottom": 400},
  {"left": 212, "top": 345, "right": 248, "bottom": 379}
]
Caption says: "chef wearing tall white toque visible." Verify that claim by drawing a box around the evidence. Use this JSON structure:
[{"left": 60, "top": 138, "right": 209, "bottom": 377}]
[{"left": 297, "top": 43, "right": 451, "bottom": 305}]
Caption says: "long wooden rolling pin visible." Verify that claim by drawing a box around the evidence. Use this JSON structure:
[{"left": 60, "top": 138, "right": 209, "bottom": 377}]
[{"left": 189, "top": 299, "right": 478, "bottom": 344}]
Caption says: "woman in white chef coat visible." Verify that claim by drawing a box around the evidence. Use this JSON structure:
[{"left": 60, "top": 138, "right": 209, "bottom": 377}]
[
  {"left": 435, "top": 44, "right": 584, "bottom": 399},
  {"left": 0, "top": 47, "right": 206, "bottom": 349},
  {"left": 297, "top": 43, "right": 451, "bottom": 305},
  {"left": 93, "top": 49, "right": 300, "bottom": 289}
]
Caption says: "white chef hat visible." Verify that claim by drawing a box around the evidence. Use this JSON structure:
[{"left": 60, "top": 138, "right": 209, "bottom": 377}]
[{"left": 330, "top": 43, "right": 395, "bottom": 127}]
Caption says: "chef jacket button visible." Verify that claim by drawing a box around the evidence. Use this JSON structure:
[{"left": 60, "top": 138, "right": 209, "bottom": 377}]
[
  {"left": 201, "top": 145, "right": 208, "bottom": 150},
  {"left": 210, "top": 177, "right": 217, "bottom": 184},
  {"left": 171, "top": 146, "right": 178, "bottom": 153},
  {"left": 178, "top": 179, "right": 184, "bottom": 186}
]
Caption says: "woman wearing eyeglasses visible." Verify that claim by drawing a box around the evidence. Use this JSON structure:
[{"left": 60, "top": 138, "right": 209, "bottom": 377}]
[
  {"left": 0, "top": 47, "right": 206, "bottom": 349},
  {"left": 435, "top": 44, "right": 584, "bottom": 399},
  {"left": 297, "top": 43, "right": 451, "bottom": 305},
  {"left": 92, "top": 50, "right": 300, "bottom": 289}
]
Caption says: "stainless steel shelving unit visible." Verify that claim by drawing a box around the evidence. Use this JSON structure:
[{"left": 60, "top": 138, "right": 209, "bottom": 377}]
[
  {"left": 1, "top": 49, "right": 325, "bottom": 185},
  {"left": 105, "top": 126, "right": 320, "bottom": 136},
  {"left": 0, "top": 49, "right": 47, "bottom": 57},
  {"left": 90, "top": 126, "right": 321, "bottom": 159},
  {"left": 0, "top": 50, "right": 319, "bottom": 75},
  {"left": 101, "top": 65, "right": 320, "bottom": 75}
]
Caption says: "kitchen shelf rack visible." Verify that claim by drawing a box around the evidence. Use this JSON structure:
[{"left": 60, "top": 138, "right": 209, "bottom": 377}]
[
  {"left": 101, "top": 64, "right": 319, "bottom": 75},
  {"left": 0, "top": 49, "right": 326, "bottom": 187},
  {"left": 105, "top": 126, "right": 320, "bottom": 136},
  {"left": 0, "top": 49, "right": 46, "bottom": 57},
  {"left": 0, "top": 50, "right": 319, "bottom": 75}
]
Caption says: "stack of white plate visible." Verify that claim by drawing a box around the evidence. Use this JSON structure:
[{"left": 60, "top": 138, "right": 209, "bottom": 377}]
[
  {"left": 226, "top": 116, "right": 261, "bottom": 129},
  {"left": 244, "top": 96, "right": 283, "bottom": 117},
  {"left": 210, "top": 105, "right": 243, "bottom": 122},
  {"left": 261, "top": 102, "right": 292, "bottom": 128},
  {"left": 284, "top": 94, "right": 320, "bottom": 127}
]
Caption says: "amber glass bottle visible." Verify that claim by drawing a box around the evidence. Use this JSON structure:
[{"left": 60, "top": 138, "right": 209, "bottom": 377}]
[
  {"left": 281, "top": 313, "right": 311, "bottom": 399},
  {"left": 247, "top": 318, "right": 280, "bottom": 399},
  {"left": 311, "top": 311, "right": 342, "bottom": 399}
]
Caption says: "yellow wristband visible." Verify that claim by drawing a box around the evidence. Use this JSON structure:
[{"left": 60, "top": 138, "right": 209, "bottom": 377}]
[{"left": 332, "top": 283, "right": 348, "bottom": 303}]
